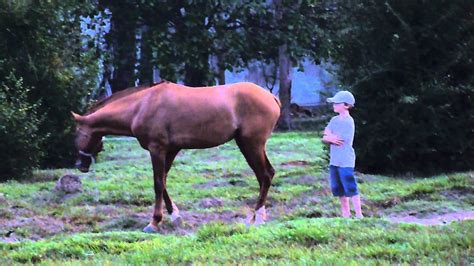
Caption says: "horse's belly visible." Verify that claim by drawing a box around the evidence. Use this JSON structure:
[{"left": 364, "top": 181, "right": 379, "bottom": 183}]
[
  {"left": 168, "top": 112, "right": 237, "bottom": 149},
  {"left": 170, "top": 129, "right": 235, "bottom": 149}
]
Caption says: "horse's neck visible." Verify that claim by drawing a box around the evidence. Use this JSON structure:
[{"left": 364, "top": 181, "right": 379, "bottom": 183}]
[{"left": 87, "top": 108, "right": 134, "bottom": 137}]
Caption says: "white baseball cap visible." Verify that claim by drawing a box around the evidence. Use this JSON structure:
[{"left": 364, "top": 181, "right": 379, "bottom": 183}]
[{"left": 327, "top": 91, "right": 355, "bottom": 105}]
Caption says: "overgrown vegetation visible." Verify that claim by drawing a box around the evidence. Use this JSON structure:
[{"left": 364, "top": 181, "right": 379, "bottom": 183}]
[
  {"left": 0, "top": 72, "right": 44, "bottom": 180},
  {"left": 327, "top": 0, "right": 474, "bottom": 175},
  {"left": 0, "top": 1, "right": 99, "bottom": 177},
  {"left": 0, "top": 132, "right": 472, "bottom": 264}
]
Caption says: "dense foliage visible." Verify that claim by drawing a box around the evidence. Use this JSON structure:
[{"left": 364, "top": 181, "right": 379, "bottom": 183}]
[
  {"left": 100, "top": 0, "right": 325, "bottom": 88},
  {"left": 0, "top": 1, "right": 99, "bottom": 178},
  {"left": 0, "top": 72, "right": 43, "bottom": 180},
  {"left": 327, "top": 0, "right": 474, "bottom": 175}
]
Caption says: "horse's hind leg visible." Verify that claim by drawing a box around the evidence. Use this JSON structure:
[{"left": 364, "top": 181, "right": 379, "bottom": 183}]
[{"left": 235, "top": 136, "right": 275, "bottom": 225}]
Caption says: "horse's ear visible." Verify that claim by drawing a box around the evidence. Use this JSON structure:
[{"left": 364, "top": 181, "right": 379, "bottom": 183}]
[{"left": 71, "top": 111, "right": 85, "bottom": 124}]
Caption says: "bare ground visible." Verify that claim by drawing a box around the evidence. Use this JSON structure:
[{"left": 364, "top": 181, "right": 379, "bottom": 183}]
[{"left": 387, "top": 211, "right": 474, "bottom": 225}]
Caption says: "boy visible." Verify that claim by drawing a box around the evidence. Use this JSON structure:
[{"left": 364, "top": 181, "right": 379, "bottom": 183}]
[{"left": 322, "top": 91, "right": 363, "bottom": 218}]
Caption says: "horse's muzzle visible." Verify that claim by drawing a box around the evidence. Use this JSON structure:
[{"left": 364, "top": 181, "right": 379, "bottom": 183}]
[{"left": 75, "top": 159, "right": 90, "bottom": 173}]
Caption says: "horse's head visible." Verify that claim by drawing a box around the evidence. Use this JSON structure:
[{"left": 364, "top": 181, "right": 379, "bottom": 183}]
[{"left": 71, "top": 112, "right": 103, "bottom": 173}]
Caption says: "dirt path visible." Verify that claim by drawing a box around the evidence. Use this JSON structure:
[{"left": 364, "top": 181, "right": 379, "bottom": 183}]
[{"left": 386, "top": 210, "right": 474, "bottom": 225}]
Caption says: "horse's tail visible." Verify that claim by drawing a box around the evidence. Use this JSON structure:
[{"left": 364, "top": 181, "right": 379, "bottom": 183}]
[
  {"left": 271, "top": 94, "right": 282, "bottom": 131},
  {"left": 273, "top": 95, "right": 281, "bottom": 109}
]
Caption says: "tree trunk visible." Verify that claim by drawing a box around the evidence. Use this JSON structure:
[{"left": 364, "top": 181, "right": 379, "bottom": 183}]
[
  {"left": 217, "top": 53, "right": 226, "bottom": 85},
  {"left": 184, "top": 53, "right": 210, "bottom": 87},
  {"left": 277, "top": 43, "right": 292, "bottom": 129},
  {"left": 138, "top": 24, "right": 153, "bottom": 86},
  {"left": 274, "top": 0, "right": 292, "bottom": 129},
  {"left": 110, "top": 24, "right": 136, "bottom": 91},
  {"left": 104, "top": 2, "right": 137, "bottom": 92}
]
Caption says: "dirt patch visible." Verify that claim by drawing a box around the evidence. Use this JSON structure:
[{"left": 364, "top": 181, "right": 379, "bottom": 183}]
[
  {"left": 0, "top": 215, "right": 65, "bottom": 242},
  {"left": 192, "top": 180, "right": 228, "bottom": 189},
  {"left": 284, "top": 175, "right": 319, "bottom": 185},
  {"left": 375, "top": 197, "right": 403, "bottom": 208},
  {"left": 193, "top": 179, "right": 248, "bottom": 189},
  {"left": 280, "top": 160, "right": 311, "bottom": 167},
  {"left": 387, "top": 210, "right": 474, "bottom": 225},
  {"left": 199, "top": 197, "right": 224, "bottom": 208},
  {"left": 0, "top": 203, "right": 130, "bottom": 243},
  {"left": 110, "top": 209, "right": 248, "bottom": 236}
]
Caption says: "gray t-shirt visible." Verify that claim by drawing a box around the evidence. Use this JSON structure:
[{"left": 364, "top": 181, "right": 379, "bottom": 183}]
[{"left": 325, "top": 115, "right": 356, "bottom": 167}]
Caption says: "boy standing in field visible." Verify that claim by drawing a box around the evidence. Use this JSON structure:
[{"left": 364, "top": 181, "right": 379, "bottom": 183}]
[{"left": 322, "top": 91, "right": 363, "bottom": 218}]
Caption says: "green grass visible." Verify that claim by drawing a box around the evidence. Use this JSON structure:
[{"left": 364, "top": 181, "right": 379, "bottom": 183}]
[
  {"left": 359, "top": 172, "right": 474, "bottom": 215},
  {"left": 1, "top": 219, "right": 472, "bottom": 265},
  {"left": 0, "top": 132, "right": 473, "bottom": 264}
]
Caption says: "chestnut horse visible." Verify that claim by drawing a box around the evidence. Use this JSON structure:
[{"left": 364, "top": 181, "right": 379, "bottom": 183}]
[{"left": 72, "top": 81, "right": 280, "bottom": 233}]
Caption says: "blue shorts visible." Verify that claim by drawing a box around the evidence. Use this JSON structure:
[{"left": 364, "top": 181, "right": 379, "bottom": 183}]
[{"left": 329, "top": 165, "right": 359, "bottom": 197}]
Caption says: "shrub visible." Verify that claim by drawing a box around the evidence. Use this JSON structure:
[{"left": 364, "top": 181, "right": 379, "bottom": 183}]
[
  {"left": 354, "top": 82, "right": 473, "bottom": 175},
  {"left": 0, "top": 1, "right": 99, "bottom": 175},
  {"left": 327, "top": 1, "right": 474, "bottom": 175},
  {"left": 0, "top": 73, "right": 44, "bottom": 180}
]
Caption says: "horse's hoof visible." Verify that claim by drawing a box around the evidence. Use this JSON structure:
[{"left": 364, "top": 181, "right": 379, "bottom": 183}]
[
  {"left": 143, "top": 223, "right": 159, "bottom": 233},
  {"left": 254, "top": 216, "right": 266, "bottom": 226},
  {"left": 244, "top": 215, "right": 255, "bottom": 227},
  {"left": 253, "top": 206, "right": 266, "bottom": 226},
  {"left": 170, "top": 214, "right": 183, "bottom": 227}
]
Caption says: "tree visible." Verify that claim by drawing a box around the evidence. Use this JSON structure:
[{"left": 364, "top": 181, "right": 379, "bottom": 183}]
[
  {"left": 134, "top": 0, "right": 327, "bottom": 95},
  {"left": 137, "top": 0, "right": 251, "bottom": 86},
  {"left": 243, "top": 0, "right": 327, "bottom": 129},
  {"left": 0, "top": 72, "right": 43, "bottom": 180},
  {"left": 326, "top": 0, "right": 474, "bottom": 175},
  {"left": 99, "top": 0, "right": 139, "bottom": 92},
  {"left": 0, "top": 1, "right": 99, "bottom": 176}
]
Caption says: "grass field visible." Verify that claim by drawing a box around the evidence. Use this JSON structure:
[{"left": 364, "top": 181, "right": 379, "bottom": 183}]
[{"left": 0, "top": 132, "right": 473, "bottom": 264}]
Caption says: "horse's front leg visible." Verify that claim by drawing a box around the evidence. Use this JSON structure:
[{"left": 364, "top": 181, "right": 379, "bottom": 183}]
[{"left": 143, "top": 148, "right": 167, "bottom": 233}]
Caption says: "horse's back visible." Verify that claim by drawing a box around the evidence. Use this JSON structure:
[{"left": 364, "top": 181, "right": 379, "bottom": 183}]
[
  {"left": 146, "top": 82, "right": 280, "bottom": 144},
  {"left": 160, "top": 82, "right": 279, "bottom": 114},
  {"left": 189, "top": 81, "right": 280, "bottom": 126}
]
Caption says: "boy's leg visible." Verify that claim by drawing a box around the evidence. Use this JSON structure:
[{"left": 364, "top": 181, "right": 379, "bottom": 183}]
[
  {"left": 339, "top": 167, "right": 363, "bottom": 218},
  {"left": 351, "top": 195, "right": 363, "bottom": 218},
  {"left": 339, "top": 196, "right": 351, "bottom": 218},
  {"left": 329, "top": 166, "right": 348, "bottom": 218}
]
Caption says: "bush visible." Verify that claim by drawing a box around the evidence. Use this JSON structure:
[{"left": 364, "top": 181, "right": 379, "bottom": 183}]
[
  {"left": 354, "top": 82, "right": 474, "bottom": 175},
  {"left": 0, "top": 73, "right": 44, "bottom": 180},
  {"left": 327, "top": 1, "right": 474, "bottom": 175},
  {"left": 0, "top": 2, "right": 99, "bottom": 175}
]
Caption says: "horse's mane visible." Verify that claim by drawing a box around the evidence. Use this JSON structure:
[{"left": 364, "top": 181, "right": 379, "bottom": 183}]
[{"left": 86, "top": 80, "right": 168, "bottom": 115}]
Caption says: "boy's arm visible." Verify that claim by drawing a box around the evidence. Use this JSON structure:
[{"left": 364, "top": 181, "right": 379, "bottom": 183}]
[
  {"left": 322, "top": 128, "right": 344, "bottom": 146},
  {"left": 322, "top": 128, "right": 332, "bottom": 140}
]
